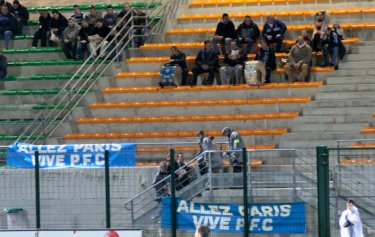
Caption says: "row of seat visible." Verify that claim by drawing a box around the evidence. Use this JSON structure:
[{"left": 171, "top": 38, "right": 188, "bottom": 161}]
[
  {"left": 4, "top": 73, "right": 92, "bottom": 81},
  {"left": 341, "top": 159, "right": 375, "bottom": 165},
  {"left": 7, "top": 59, "right": 108, "bottom": 66},
  {"left": 177, "top": 8, "right": 375, "bottom": 20},
  {"left": 188, "top": 0, "right": 360, "bottom": 6},
  {"left": 101, "top": 82, "right": 323, "bottom": 94},
  {"left": 350, "top": 143, "right": 375, "bottom": 148},
  {"left": 360, "top": 127, "right": 375, "bottom": 134},
  {"left": 0, "top": 89, "right": 87, "bottom": 95},
  {"left": 76, "top": 112, "right": 299, "bottom": 124},
  {"left": 137, "top": 144, "right": 275, "bottom": 153},
  {"left": 137, "top": 159, "right": 264, "bottom": 167},
  {"left": 64, "top": 128, "right": 288, "bottom": 139},
  {"left": 90, "top": 96, "right": 311, "bottom": 109},
  {"left": 4, "top": 47, "right": 62, "bottom": 54},
  {"left": 0, "top": 134, "right": 47, "bottom": 140}
]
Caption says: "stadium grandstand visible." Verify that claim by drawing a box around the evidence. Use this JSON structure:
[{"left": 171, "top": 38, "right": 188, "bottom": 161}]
[{"left": 0, "top": 0, "right": 374, "bottom": 236}]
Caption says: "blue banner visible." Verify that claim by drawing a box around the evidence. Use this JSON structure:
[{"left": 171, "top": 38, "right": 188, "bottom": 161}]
[
  {"left": 6, "top": 142, "right": 136, "bottom": 168},
  {"left": 161, "top": 198, "right": 306, "bottom": 234}
]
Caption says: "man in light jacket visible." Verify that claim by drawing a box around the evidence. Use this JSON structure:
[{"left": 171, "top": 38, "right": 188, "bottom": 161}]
[
  {"left": 63, "top": 18, "right": 81, "bottom": 59},
  {"left": 284, "top": 36, "right": 312, "bottom": 82}
]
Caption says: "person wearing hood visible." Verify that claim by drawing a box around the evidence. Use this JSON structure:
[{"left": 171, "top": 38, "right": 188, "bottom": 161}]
[
  {"left": 236, "top": 16, "right": 260, "bottom": 55},
  {"left": 10, "top": 0, "right": 29, "bottom": 34},
  {"left": 0, "top": 5, "right": 17, "bottom": 49},
  {"left": 32, "top": 11, "right": 50, "bottom": 47},
  {"left": 197, "top": 130, "right": 223, "bottom": 175},
  {"left": 48, "top": 10, "right": 68, "bottom": 45},
  {"left": 63, "top": 18, "right": 81, "bottom": 59},
  {"left": 284, "top": 36, "right": 312, "bottom": 82},
  {"left": 221, "top": 127, "right": 245, "bottom": 173}
]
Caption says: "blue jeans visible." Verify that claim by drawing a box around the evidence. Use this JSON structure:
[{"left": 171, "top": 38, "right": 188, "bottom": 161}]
[
  {"left": 0, "top": 31, "right": 13, "bottom": 49},
  {"left": 212, "top": 37, "right": 233, "bottom": 55},
  {"left": 321, "top": 46, "right": 339, "bottom": 66},
  {"left": 237, "top": 38, "right": 254, "bottom": 55},
  {"left": 76, "top": 41, "right": 90, "bottom": 59}
]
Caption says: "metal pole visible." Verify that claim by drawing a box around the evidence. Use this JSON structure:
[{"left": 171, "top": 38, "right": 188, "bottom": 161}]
[
  {"left": 34, "top": 151, "right": 41, "bottom": 229},
  {"left": 242, "top": 148, "right": 249, "bottom": 237},
  {"left": 208, "top": 152, "right": 212, "bottom": 192},
  {"left": 105, "top": 150, "right": 111, "bottom": 228},
  {"left": 170, "top": 148, "right": 177, "bottom": 237},
  {"left": 316, "top": 146, "right": 330, "bottom": 237},
  {"left": 292, "top": 150, "right": 297, "bottom": 200}
]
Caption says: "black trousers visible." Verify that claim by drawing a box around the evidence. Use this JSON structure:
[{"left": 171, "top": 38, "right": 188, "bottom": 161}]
[
  {"left": 32, "top": 28, "right": 48, "bottom": 47},
  {"left": 63, "top": 41, "right": 77, "bottom": 59},
  {"left": 192, "top": 65, "right": 216, "bottom": 85}
]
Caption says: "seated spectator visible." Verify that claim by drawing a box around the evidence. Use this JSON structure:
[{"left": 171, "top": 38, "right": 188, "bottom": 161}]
[
  {"left": 192, "top": 40, "right": 219, "bottom": 85},
  {"left": 254, "top": 39, "right": 276, "bottom": 84},
  {"left": 0, "top": 49, "right": 7, "bottom": 80},
  {"left": 63, "top": 18, "right": 81, "bottom": 59},
  {"left": 77, "top": 19, "right": 93, "bottom": 59},
  {"left": 262, "top": 14, "right": 287, "bottom": 53},
  {"left": 284, "top": 36, "right": 312, "bottom": 82},
  {"left": 0, "top": 5, "right": 18, "bottom": 49},
  {"left": 103, "top": 5, "right": 117, "bottom": 29},
  {"left": 0, "top": 0, "right": 11, "bottom": 9},
  {"left": 153, "top": 161, "right": 169, "bottom": 202},
  {"left": 301, "top": 30, "right": 312, "bottom": 46},
  {"left": 212, "top": 13, "right": 237, "bottom": 55},
  {"left": 10, "top": 0, "right": 28, "bottom": 34},
  {"left": 71, "top": 5, "right": 86, "bottom": 25},
  {"left": 89, "top": 19, "right": 111, "bottom": 58},
  {"left": 333, "top": 23, "right": 346, "bottom": 60},
  {"left": 117, "top": 3, "right": 133, "bottom": 24},
  {"left": 170, "top": 46, "right": 188, "bottom": 85},
  {"left": 86, "top": 5, "right": 102, "bottom": 26},
  {"left": 32, "top": 11, "right": 50, "bottom": 47},
  {"left": 133, "top": 8, "right": 148, "bottom": 48},
  {"left": 220, "top": 40, "right": 245, "bottom": 85},
  {"left": 48, "top": 10, "right": 68, "bottom": 45},
  {"left": 311, "top": 11, "right": 330, "bottom": 51},
  {"left": 236, "top": 15, "right": 260, "bottom": 55},
  {"left": 321, "top": 27, "right": 343, "bottom": 70}
]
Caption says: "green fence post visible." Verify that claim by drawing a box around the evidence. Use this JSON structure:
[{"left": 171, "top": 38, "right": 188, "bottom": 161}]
[
  {"left": 316, "top": 146, "right": 330, "bottom": 237},
  {"left": 170, "top": 148, "right": 177, "bottom": 237},
  {"left": 242, "top": 148, "right": 249, "bottom": 237},
  {"left": 34, "top": 151, "right": 41, "bottom": 229},
  {"left": 104, "top": 150, "right": 111, "bottom": 229}
]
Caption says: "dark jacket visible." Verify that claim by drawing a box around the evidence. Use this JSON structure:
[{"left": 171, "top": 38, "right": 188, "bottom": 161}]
[
  {"left": 0, "top": 0, "right": 11, "bottom": 9},
  {"left": 223, "top": 47, "right": 246, "bottom": 67},
  {"left": 10, "top": 4, "right": 29, "bottom": 23},
  {"left": 236, "top": 21, "right": 260, "bottom": 41},
  {"left": 78, "top": 25, "right": 94, "bottom": 41},
  {"left": 38, "top": 13, "right": 51, "bottom": 29},
  {"left": 104, "top": 13, "right": 118, "bottom": 28},
  {"left": 49, "top": 14, "right": 68, "bottom": 34},
  {"left": 0, "top": 13, "right": 18, "bottom": 34},
  {"left": 262, "top": 19, "right": 287, "bottom": 39},
  {"left": 153, "top": 170, "right": 169, "bottom": 199},
  {"left": 170, "top": 50, "right": 187, "bottom": 69},
  {"left": 215, "top": 20, "right": 237, "bottom": 39},
  {"left": 0, "top": 54, "right": 7, "bottom": 79},
  {"left": 93, "top": 24, "right": 111, "bottom": 40},
  {"left": 117, "top": 9, "right": 134, "bottom": 24},
  {"left": 71, "top": 12, "right": 86, "bottom": 25},
  {"left": 255, "top": 47, "right": 277, "bottom": 70},
  {"left": 195, "top": 49, "right": 219, "bottom": 68},
  {"left": 329, "top": 29, "right": 343, "bottom": 48},
  {"left": 134, "top": 11, "right": 146, "bottom": 28}
]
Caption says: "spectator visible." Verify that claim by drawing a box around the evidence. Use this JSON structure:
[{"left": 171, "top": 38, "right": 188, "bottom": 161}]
[
  {"left": 89, "top": 19, "right": 111, "bottom": 57},
  {"left": 220, "top": 40, "right": 245, "bottom": 85},
  {"left": 221, "top": 127, "right": 245, "bottom": 173},
  {"left": 301, "top": 30, "right": 312, "bottom": 46},
  {"left": 311, "top": 11, "right": 330, "bottom": 51},
  {"left": 262, "top": 14, "right": 287, "bottom": 52},
  {"left": 197, "top": 130, "right": 223, "bottom": 175},
  {"left": 63, "top": 18, "right": 81, "bottom": 59},
  {"left": 254, "top": 39, "right": 276, "bottom": 84},
  {"left": 10, "top": 0, "right": 29, "bottom": 34},
  {"left": 0, "top": 5, "right": 18, "bottom": 49},
  {"left": 192, "top": 40, "right": 219, "bottom": 85},
  {"left": 103, "top": 5, "right": 117, "bottom": 29},
  {"left": 71, "top": 5, "right": 86, "bottom": 25},
  {"left": 77, "top": 19, "right": 93, "bottom": 59},
  {"left": 170, "top": 46, "right": 188, "bottom": 85},
  {"left": 117, "top": 3, "right": 133, "bottom": 23},
  {"left": 195, "top": 225, "right": 211, "bottom": 237},
  {"left": 0, "top": 0, "right": 11, "bottom": 9},
  {"left": 321, "top": 27, "right": 343, "bottom": 70},
  {"left": 339, "top": 200, "right": 363, "bottom": 237},
  {"left": 32, "top": 11, "right": 50, "bottom": 47},
  {"left": 48, "top": 10, "right": 68, "bottom": 45},
  {"left": 133, "top": 8, "right": 148, "bottom": 48},
  {"left": 86, "top": 5, "right": 102, "bottom": 26},
  {"left": 213, "top": 13, "right": 237, "bottom": 55},
  {"left": 284, "top": 36, "right": 312, "bottom": 82},
  {"left": 153, "top": 161, "right": 169, "bottom": 202},
  {"left": 175, "top": 153, "right": 190, "bottom": 190},
  {"left": 236, "top": 15, "right": 260, "bottom": 55},
  {"left": 0, "top": 49, "right": 7, "bottom": 80}
]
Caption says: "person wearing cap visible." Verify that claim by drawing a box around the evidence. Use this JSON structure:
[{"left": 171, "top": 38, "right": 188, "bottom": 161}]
[
  {"left": 221, "top": 127, "right": 245, "bottom": 172},
  {"left": 197, "top": 130, "right": 223, "bottom": 175}
]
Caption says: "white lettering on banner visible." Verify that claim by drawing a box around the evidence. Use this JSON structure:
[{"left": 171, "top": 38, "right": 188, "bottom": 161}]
[
  {"left": 207, "top": 205, "right": 221, "bottom": 215},
  {"left": 192, "top": 216, "right": 230, "bottom": 230},
  {"left": 177, "top": 200, "right": 189, "bottom": 213},
  {"left": 280, "top": 205, "right": 291, "bottom": 217},
  {"left": 236, "top": 218, "right": 275, "bottom": 232},
  {"left": 55, "top": 155, "right": 65, "bottom": 167},
  {"left": 73, "top": 144, "right": 84, "bottom": 152},
  {"left": 178, "top": 201, "right": 233, "bottom": 216},
  {"left": 83, "top": 145, "right": 95, "bottom": 153},
  {"left": 94, "top": 144, "right": 105, "bottom": 152},
  {"left": 57, "top": 145, "right": 67, "bottom": 153},
  {"left": 220, "top": 206, "right": 232, "bottom": 216},
  {"left": 261, "top": 206, "right": 274, "bottom": 217},
  {"left": 262, "top": 218, "right": 273, "bottom": 231},
  {"left": 250, "top": 206, "right": 263, "bottom": 217},
  {"left": 70, "top": 154, "right": 80, "bottom": 165},
  {"left": 220, "top": 217, "right": 230, "bottom": 230},
  {"left": 95, "top": 154, "right": 105, "bottom": 166},
  {"left": 236, "top": 218, "right": 244, "bottom": 230},
  {"left": 250, "top": 218, "right": 259, "bottom": 231},
  {"left": 83, "top": 154, "right": 91, "bottom": 165}
]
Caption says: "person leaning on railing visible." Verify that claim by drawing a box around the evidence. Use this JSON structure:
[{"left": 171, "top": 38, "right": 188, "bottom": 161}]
[
  {"left": 221, "top": 127, "right": 245, "bottom": 173},
  {"left": 197, "top": 130, "right": 223, "bottom": 174},
  {"left": 153, "top": 161, "right": 170, "bottom": 203}
]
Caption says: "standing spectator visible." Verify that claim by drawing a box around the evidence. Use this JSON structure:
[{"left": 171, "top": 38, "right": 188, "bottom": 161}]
[
  {"left": 117, "top": 3, "right": 133, "bottom": 23},
  {"left": 221, "top": 127, "right": 245, "bottom": 173},
  {"left": 0, "top": 5, "right": 18, "bottom": 49},
  {"left": 254, "top": 39, "right": 277, "bottom": 84},
  {"left": 133, "top": 8, "right": 148, "bottom": 48},
  {"left": 197, "top": 130, "right": 223, "bottom": 174},
  {"left": 90, "top": 19, "right": 111, "bottom": 57},
  {"left": 71, "top": 5, "right": 86, "bottom": 25},
  {"left": 0, "top": 49, "right": 7, "bottom": 80},
  {"left": 339, "top": 200, "right": 363, "bottom": 237},
  {"left": 153, "top": 161, "right": 169, "bottom": 202},
  {"left": 32, "top": 11, "right": 50, "bottom": 47},
  {"left": 284, "top": 36, "right": 312, "bottom": 82},
  {"left": 220, "top": 40, "right": 245, "bottom": 85},
  {"left": 175, "top": 153, "right": 190, "bottom": 190},
  {"left": 77, "top": 19, "right": 93, "bottom": 59},
  {"left": 48, "top": 10, "right": 68, "bottom": 45},
  {"left": 236, "top": 15, "right": 260, "bottom": 55},
  {"left": 86, "top": 5, "right": 102, "bottom": 26},
  {"left": 62, "top": 18, "right": 81, "bottom": 59},
  {"left": 212, "top": 13, "right": 237, "bottom": 55},
  {"left": 170, "top": 46, "right": 188, "bottom": 85},
  {"left": 262, "top": 14, "right": 287, "bottom": 53},
  {"left": 103, "top": 5, "right": 117, "bottom": 29},
  {"left": 10, "top": 0, "right": 28, "bottom": 34},
  {"left": 192, "top": 40, "right": 219, "bottom": 85},
  {"left": 321, "top": 27, "right": 343, "bottom": 70}
]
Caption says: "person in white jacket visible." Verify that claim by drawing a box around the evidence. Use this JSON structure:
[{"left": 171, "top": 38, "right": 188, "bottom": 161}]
[{"left": 339, "top": 200, "right": 364, "bottom": 237}]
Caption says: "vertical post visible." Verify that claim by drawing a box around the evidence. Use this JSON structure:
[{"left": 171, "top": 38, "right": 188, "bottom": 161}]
[
  {"left": 170, "top": 149, "right": 177, "bottom": 237},
  {"left": 242, "top": 148, "right": 249, "bottom": 237},
  {"left": 292, "top": 150, "right": 297, "bottom": 200},
  {"left": 316, "top": 146, "right": 330, "bottom": 237},
  {"left": 208, "top": 152, "right": 212, "bottom": 192},
  {"left": 105, "top": 150, "right": 111, "bottom": 229},
  {"left": 34, "top": 151, "right": 41, "bottom": 229}
]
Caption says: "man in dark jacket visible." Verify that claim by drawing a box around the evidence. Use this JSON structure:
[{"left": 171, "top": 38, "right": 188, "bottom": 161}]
[
  {"left": 133, "top": 8, "right": 148, "bottom": 48},
  {"left": 220, "top": 40, "right": 246, "bottom": 84},
  {"left": 0, "top": 0, "right": 11, "bottom": 9},
  {"left": 254, "top": 39, "right": 276, "bottom": 83},
  {"left": 170, "top": 46, "right": 188, "bottom": 85},
  {"left": 10, "top": 0, "right": 28, "bottom": 34},
  {"left": 221, "top": 127, "right": 245, "bottom": 173},
  {"left": 32, "top": 11, "right": 50, "bottom": 47},
  {"left": 262, "top": 14, "right": 287, "bottom": 52},
  {"left": 0, "top": 50, "right": 7, "bottom": 80},
  {"left": 77, "top": 19, "right": 94, "bottom": 59},
  {"left": 236, "top": 16, "right": 260, "bottom": 55},
  {"left": 63, "top": 18, "right": 81, "bottom": 59},
  {"left": 213, "top": 13, "right": 237, "bottom": 55},
  {"left": 192, "top": 40, "right": 219, "bottom": 85},
  {"left": 117, "top": 3, "right": 133, "bottom": 24},
  {"left": 103, "top": 5, "right": 117, "bottom": 29},
  {"left": 321, "top": 27, "right": 343, "bottom": 70},
  {"left": 153, "top": 161, "right": 169, "bottom": 202},
  {"left": 48, "top": 10, "right": 68, "bottom": 45},
  {"left": 89, "top": 19, "right": 111, "bottom": 57},
  {"left": 0, "top": 5, "right": 17, "bottom": 49}
]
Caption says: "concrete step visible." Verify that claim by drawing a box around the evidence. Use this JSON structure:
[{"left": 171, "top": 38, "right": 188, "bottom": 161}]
[
  {"left": 281, "top": 132, "right": 371, "bottom": 141},
  {"left": 303, "top": 106, "right": 374, "bottom": 116},
  {"left": 279, "top": 139, "right": 339, "bottom": 149},
  {"left": 290, "top": 123, "right": 367, "bottom": 132},
  {"left": 303, "top": 99, "right": 375, "bottom": 108},
  {"left": 326, "top": 69, "right": 375, "bottom": 77},
  {"left": 339, "top": 61, "right": 375, "bottom": 70},
  {"left": 350, "top": 46, "right": 375, "bottom": 54},
  {"left": 9, "top": 39, "right": 32, "bottom": 48},
  {"left": 291, "top": 115, "right": 373, "bottom": 124},
  {"left": 318, "top": 84, "right": 375, "bottom": 93},
  {"left": 315, "top": 91, "right": 375, "bottom": 100},
  {"left": 4, "top": 51, "right": 66, "bottom": 61},
  {"left": 325, "top": 76, "right": 375, "bottom": 85},
  {"left": 3, "top": 79, "right": 68, "bottom": 90},
  {"left": 343, "top": 54, "right": 375, "bottom": 62}
]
